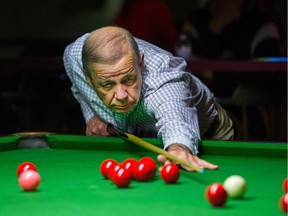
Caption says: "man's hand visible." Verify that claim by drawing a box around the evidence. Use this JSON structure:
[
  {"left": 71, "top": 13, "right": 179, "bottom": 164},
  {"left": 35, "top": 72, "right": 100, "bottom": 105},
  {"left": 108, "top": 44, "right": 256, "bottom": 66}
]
[
  {"left": 157, "top": 144, "right": 218, "bottom": 172},
  {"left": 86, "top": 116, "right": 110, "bottom": 136}
]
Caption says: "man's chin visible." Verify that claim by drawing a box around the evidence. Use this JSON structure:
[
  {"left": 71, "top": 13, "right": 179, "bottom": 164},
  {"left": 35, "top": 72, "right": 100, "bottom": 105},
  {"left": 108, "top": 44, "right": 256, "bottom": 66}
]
[
  {"left": 112, "top": 105, "right": 134, "bottom": 113},
  {"left": 114, "top": 110, "right": 130, "bottom": 114}
]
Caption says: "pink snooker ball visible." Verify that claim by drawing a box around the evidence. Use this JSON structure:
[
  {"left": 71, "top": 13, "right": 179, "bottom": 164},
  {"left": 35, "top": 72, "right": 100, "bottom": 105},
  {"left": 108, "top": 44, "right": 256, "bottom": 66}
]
[{"left": 18, "top": 170, "right": 41, "bottom": 191}]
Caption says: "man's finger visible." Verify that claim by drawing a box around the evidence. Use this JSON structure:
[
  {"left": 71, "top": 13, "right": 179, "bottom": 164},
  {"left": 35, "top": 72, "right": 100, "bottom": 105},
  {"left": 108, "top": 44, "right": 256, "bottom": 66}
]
[
  {"left": 157, "top": 154, "right": 174, "bottom": 171},
  {"left": 196, "top": 159, "right": 218, "bottom": 170},
  {"left": 157, "top": 154, "right": 167, "bottom": 164}
]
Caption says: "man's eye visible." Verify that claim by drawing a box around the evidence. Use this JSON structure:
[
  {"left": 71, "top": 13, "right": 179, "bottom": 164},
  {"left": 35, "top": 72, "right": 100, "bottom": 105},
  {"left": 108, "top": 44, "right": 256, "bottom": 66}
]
[
  {"left": 124, "top": 76, "right": 135, "bottom": 85},
  {"left": 101, "top": 83, "right": 113, "bottom": 90}
]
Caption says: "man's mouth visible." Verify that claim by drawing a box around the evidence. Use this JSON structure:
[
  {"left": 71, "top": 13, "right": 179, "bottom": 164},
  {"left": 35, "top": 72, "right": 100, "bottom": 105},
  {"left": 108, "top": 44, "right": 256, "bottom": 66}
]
[{"left": 113, "top": 104, "right": 133, "bottom": 112}]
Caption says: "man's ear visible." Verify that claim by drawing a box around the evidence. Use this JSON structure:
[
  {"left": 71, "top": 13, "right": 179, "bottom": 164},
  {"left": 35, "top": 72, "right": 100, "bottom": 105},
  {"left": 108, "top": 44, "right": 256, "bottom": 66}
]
[{"left": 139, "top": 52, "right": 145, "bottom": 71}]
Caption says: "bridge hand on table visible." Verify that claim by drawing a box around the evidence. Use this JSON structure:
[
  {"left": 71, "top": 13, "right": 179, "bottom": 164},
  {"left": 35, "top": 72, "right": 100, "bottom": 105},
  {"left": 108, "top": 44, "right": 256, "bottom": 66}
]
[{"left": 157, "top": 144, "right": 218, "bottom": 172}]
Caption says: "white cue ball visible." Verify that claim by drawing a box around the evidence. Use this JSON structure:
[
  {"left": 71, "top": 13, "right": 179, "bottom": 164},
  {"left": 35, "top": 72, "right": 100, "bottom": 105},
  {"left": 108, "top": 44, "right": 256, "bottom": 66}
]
[{"left": 223, "top": 175, "right": 246, "bottom": 199}]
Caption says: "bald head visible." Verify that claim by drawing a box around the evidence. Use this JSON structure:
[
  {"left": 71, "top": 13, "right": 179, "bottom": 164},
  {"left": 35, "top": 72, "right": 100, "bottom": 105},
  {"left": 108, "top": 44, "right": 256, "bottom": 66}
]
[{"left": 82, "top": 26, "right": 140, "bottom": 78}]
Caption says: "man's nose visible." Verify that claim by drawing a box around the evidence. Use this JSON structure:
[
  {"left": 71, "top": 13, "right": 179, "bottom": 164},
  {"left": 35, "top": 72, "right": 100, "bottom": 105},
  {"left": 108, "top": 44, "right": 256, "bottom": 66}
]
[{"left": 114, "top": 85, "right": 128, "bottom": 100}]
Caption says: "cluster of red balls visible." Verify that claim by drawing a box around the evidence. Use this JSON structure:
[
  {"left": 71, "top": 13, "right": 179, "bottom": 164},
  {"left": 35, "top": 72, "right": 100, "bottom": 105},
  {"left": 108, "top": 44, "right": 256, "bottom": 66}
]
[
  {"left": 100, "top": 156, "right": 180, "bottom": 188},
  {"left": 279, "top": 178, "right": 288, "bottom": 213},
  {"left": 17, "top": 162, "right": 41, "bottom": 191}
]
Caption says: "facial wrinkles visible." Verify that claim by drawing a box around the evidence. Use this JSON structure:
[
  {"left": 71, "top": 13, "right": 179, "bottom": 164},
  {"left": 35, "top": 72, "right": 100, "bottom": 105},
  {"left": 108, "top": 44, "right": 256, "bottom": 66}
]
[
  {"left": 91, "top": 54, "right": 135, "bottom": 82},
  {"left": 90, "top": 54, "right": 141, "bottom": 113},
  {"left": 109, "top": 71, "right": 140, "bottom": 113},
  {"left": 94, "top": 66, "right": 134, "bottom": 86},
  {"left": 110, "top": 67, "right": 138, "bottom": 108}
]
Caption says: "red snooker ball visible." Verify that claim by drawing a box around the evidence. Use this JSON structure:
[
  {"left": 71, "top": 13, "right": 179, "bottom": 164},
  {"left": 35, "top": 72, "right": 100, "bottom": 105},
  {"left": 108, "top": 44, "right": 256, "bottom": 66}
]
[
  {"left": 160, "top": 164, "right": 180, "bottom": 184},
  {"left": 139, "top": 157, "right": 157, "bottom": 178},
  {"left": 133, "top": 161, "right": 154, "bottom": 182},
  {"left": 17, "top": 162, "right": 37, "bottom": 177},
  {"left": 100, "top": 159, "right": 118, "bottom": 179},
  {"left": 205, "top": 183, "right": 228, "bottom": 207},
  {"left": 107, "top": 164, "right": 121, "bottom": 180},
  {"left": 121, "top": 158, "right": 138, "bottom": 172},
  {"left": 18, "top": 170, "right": 41, "bottom": 191},
  {"left": 110, "top": 167, "right": 133, "bottom": 188},
  {"left": 280, "top": 193, "right": 288, "bottom": 213}
]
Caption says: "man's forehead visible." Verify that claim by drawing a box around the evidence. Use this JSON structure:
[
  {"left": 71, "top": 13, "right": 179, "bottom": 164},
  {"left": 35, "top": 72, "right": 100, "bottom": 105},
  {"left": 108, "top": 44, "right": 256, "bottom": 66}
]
[
  {"left": 95, "top": 70, "right": 132, "bottom": 81},
  {"left": 91, "top": 54, "right": 135, "bottom": 80}
]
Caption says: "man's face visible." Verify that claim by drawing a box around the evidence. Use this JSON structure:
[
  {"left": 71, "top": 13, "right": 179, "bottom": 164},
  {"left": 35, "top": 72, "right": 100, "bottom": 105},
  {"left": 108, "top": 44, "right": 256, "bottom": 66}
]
[{"left": 88, "top": 52, "right": 144, "bottom": 113}]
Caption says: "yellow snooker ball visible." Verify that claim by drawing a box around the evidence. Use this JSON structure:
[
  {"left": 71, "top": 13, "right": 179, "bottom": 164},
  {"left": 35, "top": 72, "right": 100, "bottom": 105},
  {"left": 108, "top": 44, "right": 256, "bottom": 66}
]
[{"left": 223, "top": 175, "right": 246, "bottom": 199}]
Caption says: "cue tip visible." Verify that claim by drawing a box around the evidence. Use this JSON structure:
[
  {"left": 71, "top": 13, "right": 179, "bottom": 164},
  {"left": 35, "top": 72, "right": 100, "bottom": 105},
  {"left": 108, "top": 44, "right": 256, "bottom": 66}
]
[{"left": 199, "top": 169, "right": 205, "bottom": 174}]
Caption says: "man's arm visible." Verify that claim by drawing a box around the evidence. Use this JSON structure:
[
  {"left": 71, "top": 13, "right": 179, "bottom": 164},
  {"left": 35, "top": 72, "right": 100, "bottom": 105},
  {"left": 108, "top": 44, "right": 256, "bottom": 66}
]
[
  {"left": 145, "top": 74, "right": 201, "bottom": 154},
  {"left": 86, "top": 115, "right": 110, "bottom": 136},
  {"left": 63, "top": 41, "right": 114, "bottom": 136},
  {"left": 139, "top": 46, "right": 217, "bottom": 170}
]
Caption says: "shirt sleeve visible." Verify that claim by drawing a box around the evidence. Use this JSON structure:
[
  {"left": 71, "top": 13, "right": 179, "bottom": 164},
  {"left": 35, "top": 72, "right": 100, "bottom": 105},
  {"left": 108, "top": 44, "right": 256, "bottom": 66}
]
[
  {"left": 142, "top": 52, "right": 201, "bottom": 154},
  {"left": 71, "top": 85, "right": 95, "bottom": 124},
  {"left": 63, "top": 44, "right": 94, "bottom": 124}
]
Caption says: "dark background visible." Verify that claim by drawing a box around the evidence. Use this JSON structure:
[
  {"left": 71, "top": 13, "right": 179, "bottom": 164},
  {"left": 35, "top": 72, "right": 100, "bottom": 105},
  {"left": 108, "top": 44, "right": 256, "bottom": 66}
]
[{"left": 0, "top": 0, "right": 287, "bottom": 141}]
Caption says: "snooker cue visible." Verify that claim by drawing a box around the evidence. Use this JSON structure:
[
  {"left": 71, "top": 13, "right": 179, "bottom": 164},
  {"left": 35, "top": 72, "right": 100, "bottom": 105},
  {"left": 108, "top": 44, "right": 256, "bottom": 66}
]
[{"left": 107, "top": 124, "right": 204, "bottom": 173}]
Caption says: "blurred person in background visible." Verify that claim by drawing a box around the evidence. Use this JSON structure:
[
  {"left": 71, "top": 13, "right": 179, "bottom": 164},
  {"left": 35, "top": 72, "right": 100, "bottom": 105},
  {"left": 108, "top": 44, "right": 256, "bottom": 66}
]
[
  {"left": 114, "top": 0, "right": 178, "bottom": 54},
  {"left": 179, "top": 0, "right": 286, "bottom": 141},
  {"left": 181, "top": 0, "right": 285, "bottom": 60}
]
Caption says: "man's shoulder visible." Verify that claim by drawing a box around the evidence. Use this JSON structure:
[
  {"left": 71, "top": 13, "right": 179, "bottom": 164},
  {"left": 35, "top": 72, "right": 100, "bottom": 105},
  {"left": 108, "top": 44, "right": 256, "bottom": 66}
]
[
  {"left": 134, "top": 38, "right": 171, "bottom": 55},
  {"left": 135, "top": 37, "right": 174, "bottom": 65},
  {"left": 65, "top": 33, "right": 91, "bottom": 57}
]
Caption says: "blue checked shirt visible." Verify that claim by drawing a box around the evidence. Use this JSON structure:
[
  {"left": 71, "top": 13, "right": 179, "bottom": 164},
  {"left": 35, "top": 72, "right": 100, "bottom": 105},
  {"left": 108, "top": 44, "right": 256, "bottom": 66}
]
[{"left": 63, "top": 33, "right": 217, "bottom": 154}]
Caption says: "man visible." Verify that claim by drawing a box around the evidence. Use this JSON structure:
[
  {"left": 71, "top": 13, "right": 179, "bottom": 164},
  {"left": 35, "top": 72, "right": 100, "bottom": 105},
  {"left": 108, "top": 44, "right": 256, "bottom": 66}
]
[{"left": 63, "top": 26, "right": 233, "bottom": 171}]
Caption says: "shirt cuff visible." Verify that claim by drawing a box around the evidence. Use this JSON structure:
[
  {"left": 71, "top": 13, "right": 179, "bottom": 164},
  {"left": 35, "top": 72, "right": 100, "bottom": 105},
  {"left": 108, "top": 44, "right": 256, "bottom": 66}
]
[{"left": 164, "top": 136, "right": 199, "bottom": 155}]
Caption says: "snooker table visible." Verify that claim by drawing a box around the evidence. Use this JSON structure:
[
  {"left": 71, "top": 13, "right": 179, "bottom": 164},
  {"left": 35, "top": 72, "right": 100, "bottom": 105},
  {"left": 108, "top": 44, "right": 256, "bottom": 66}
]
[{"left": 0, "top": 134, "right": 287, "bottom": 216}]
